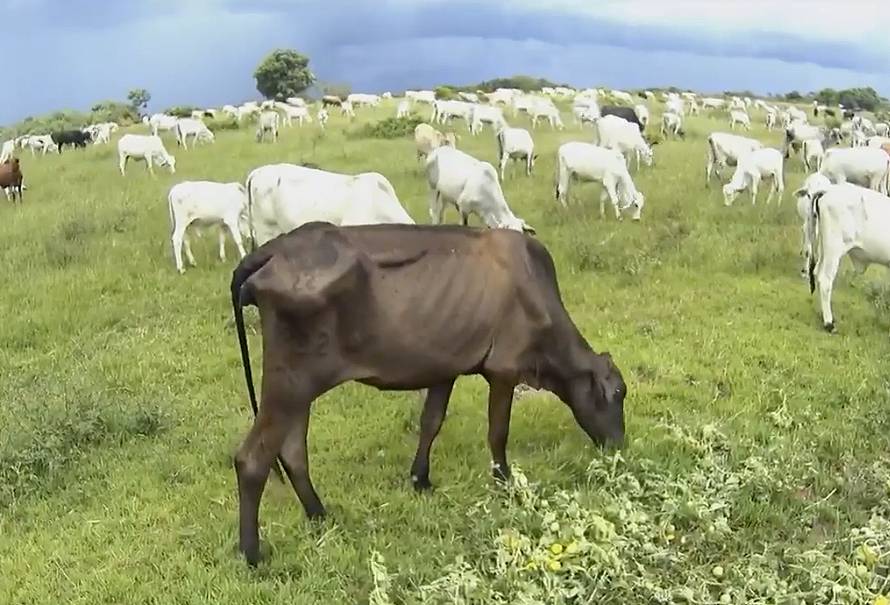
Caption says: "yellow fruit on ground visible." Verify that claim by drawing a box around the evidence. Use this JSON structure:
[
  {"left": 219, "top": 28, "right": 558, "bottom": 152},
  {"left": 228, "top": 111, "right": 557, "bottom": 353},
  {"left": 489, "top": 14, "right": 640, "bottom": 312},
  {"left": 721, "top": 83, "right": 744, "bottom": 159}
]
[
  {"left": 548, "top": 559, "right": 562, "bottom": 572},
  {"left": 550, "top": 543, "right": 564, "bottom": 555}
]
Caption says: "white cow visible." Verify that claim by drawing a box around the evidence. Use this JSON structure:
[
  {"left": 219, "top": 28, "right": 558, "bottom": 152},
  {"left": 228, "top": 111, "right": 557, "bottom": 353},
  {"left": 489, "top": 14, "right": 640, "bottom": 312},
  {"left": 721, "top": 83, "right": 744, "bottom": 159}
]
[
  {"left": 665, "top": 97, "right": 684, "bottom": 117},
  {"left": 804, "top": 183, "right": 890, "bottom": 331},
  {"left": 458, "top": 92, "right": 480, "bottom": 103},
  {"left": 21, "top": 134, "right": 56, "bottom": 156},
  {"left": 117, "top": 134, "right": 176, "bottom": 176},
  {"left": 236, "top": 105, "right": 260, "bottom": 123},
  {"left": 594, "top": 115, "right": 654, "bottom": 170},
  {"left": 317, "top": 108, "right": 329, "bottom": 129},
  {"left": 148, "top": 113, "right": 179, "bottom": 136},
  {"left": 340, "top": 101, "right": 356, "bottom": 118},
  {"left": 610, "top": 90, "right": 634, "bottom": 104},
  {"left": 729, "top": 110, "right": 751, "bottom": 130},
  {"left": 765, "top": 111, "right": 777, "bottom": 131},
  {"left": 722, "top": 147, "right": 785, "bottom": 206},
  {"left": 803, "top": 138, "right": 825, "bottom": 171},
  {"left": 255, "top": 111, "right": 279, "bottom": 142},
  {"left": 86, "top": 123, "right": 115, "bottom": 145},
  {"left": 275, "top": 102, "right": 312, "bottom": 127},
  {"left": 705, "top": 132, "right": 763, "bottom": 184},
  {"left": 167, "top": 181, "right": 248, "bottom": 274},
  {"left": 245, "top": 164, "right": 414, "bottom": 247},
  {"left": 529, "top": 102, "right": 564, "bottom": 130},
  {"left": 0, "top": 140, "right": 14, "bottom": 163},
  {"left": 406, "top": 90, "right": 437, "bottom": 105},
  {"left": 347, "top": 93, "right": 381, "bottom": 107},
  {"left": 470, "top": 104, "right": 507, "bottom": 135},
  {"left": 555, "top": 142, "right": 645, "bottom": 220},
  {"left": 633, "top": 104, "right": 650, "bottom": 129},
  {"left": 875, "top": 123, "right": 890, "bottom": 137},
  {"left": 729, "top": 97, "right": 746, "bottom": 112},
  {"left": 787, "top": 106, "right": 808, "bottom": 124},
  {"left": 396, "top": 99, "right": 411, "bottom": 119},
  {"left": 286, "top": 97, "right": 307, "bottom": 107},
  {"left": 425, "top": 146, "right": 533, "bottom": 233},
  {"left": 174, "top": 118, "right": 215, "bottom": 149},
  {"left": 495, "top": 127, "right": 535, "bottom": 179},
  {"left": 701, "top": 97, "right": 726, "bottom": 110},
  {"left": 661, "top": 112, "right": 683, "bottom": 138},
  {"left": 819, "top": 147, "right": 890, "bottom": 193},
  {"left": 433, "top": 100, "right": 474, "bottom": 127}
]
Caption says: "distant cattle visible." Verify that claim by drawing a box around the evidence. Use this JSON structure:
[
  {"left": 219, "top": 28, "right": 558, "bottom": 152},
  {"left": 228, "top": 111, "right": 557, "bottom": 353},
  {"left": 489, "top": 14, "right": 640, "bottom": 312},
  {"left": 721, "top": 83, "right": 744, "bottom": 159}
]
[
  {"left": 599, "top": 106, "right": 644, "bottom": 132},
  {"left": 117, "top": 134, "right": 176, "bottom": 176}
]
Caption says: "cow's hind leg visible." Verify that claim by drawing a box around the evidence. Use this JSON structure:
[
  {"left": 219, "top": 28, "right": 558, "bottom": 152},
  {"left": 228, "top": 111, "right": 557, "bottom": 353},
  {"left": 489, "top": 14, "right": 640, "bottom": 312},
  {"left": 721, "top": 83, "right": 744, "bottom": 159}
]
[
  {"left": 278, "top": 401, "right": 325, "bottom": 518},
  {"left": 409, "top": 380, "right": 456, "bottom": 491},
  {"left": 486, "top": 378, "right": 516, "bottom": 482},
  {"left": 234, "top": 399, "right": 300, "bottom": 565}
]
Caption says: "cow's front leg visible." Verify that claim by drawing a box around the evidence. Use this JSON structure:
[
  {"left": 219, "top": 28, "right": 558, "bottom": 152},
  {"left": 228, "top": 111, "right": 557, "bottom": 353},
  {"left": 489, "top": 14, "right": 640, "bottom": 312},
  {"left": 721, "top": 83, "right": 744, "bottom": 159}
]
[{"left": 409, "top": 380, "right": 456, "bottom": 491}]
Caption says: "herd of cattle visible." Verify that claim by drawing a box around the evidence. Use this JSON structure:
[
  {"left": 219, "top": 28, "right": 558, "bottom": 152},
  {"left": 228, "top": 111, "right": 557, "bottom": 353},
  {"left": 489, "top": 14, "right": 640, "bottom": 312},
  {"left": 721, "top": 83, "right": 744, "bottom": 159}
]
[
  {"left": 3, "top": 84, "right": 889, "bottom": 565},
  {"left": 3, "top": 86, "right": 890, "bottom": 333}
]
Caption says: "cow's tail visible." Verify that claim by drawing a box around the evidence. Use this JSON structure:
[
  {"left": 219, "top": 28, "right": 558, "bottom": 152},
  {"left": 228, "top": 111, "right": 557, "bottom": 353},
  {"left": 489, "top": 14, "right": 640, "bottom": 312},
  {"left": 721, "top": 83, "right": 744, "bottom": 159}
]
[
  {"left": 230, "top": 247, "right": 284, "bottom": 481},
  {"left": 245, "top": 171, "right": 258, "bottom": 252},
  {"left": 807, "top": 191, "right": 825, "bottom": 294}
]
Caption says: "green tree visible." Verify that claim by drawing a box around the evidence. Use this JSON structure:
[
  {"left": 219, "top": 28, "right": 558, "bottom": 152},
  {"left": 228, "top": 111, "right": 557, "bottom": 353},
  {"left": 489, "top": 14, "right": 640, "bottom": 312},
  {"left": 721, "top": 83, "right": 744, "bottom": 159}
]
[
  {"left": 127, "top": 88, "right": 151, "bottom": 114},
  {"left": 254, "top": 49, "right": 316, "bottom": 100}
]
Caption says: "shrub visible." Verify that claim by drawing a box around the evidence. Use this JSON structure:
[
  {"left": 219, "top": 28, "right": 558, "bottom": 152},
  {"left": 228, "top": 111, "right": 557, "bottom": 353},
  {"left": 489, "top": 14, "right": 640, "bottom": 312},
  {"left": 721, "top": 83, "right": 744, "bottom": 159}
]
[
  {"left": 434, "top": 86, "right": 458, "bottom": 100},
  {"left": 350, "top": 115, "right": 424, "bottom": 139}
]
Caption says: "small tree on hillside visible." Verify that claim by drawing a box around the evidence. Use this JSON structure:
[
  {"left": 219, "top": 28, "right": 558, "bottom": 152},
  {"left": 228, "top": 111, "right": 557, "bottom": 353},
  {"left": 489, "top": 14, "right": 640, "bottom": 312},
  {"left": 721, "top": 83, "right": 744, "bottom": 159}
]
[
  {"left": 127, "top": 88, "right": 151, "bottom": 115},
  {"left": 254, "top": 49, "right": 316, "bottom": 100}
]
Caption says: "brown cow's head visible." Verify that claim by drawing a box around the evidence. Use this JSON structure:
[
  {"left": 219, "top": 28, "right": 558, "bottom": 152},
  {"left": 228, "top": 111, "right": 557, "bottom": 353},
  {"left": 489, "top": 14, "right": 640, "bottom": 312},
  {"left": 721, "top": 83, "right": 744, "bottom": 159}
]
[{"left": 566, "top": 352, "right": 626, "bottom": 447}]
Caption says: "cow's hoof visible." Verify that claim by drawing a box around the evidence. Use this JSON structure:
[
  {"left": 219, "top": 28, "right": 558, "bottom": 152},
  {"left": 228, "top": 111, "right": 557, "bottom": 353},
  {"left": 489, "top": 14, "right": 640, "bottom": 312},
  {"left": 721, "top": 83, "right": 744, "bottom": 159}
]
[
  {"left": 411, "top": 474, "right": 433, "bottom": 492},
  {"left": 823, "top": 321, "right": 835, "bottom": 333}
]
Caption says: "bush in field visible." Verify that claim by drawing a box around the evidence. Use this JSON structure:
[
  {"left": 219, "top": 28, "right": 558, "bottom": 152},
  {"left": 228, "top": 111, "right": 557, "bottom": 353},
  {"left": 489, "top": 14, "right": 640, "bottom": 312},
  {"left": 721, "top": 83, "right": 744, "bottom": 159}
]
[
  {"left": 205, "top": 116, "right": 240, "bottom": 131},
  {"left": 352, "top": 115, "right": 424, "bottom": 139},
  {"left": 165, "top": 105, "right": 202, "bottom": 118},
  {"left": 434, "top": 86, "right": 458, "bottom": 100}
]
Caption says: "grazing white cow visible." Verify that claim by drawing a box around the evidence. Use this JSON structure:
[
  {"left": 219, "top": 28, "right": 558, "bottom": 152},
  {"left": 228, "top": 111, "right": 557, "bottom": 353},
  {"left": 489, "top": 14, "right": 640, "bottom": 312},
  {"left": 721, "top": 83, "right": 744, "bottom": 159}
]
[
  {"left": 148, "top": 113, "right": 179, "bottom": 136},
  {"left": 665, "top": 97, "right": 684, "bottom": 117},
  {"left": 396, "top": 99, "right": 411, "bottom": 119},
  {"left": 633, "top": 104, "right": 650, "bottom": 129},
  {"left": 687, "top": 100, "right": 701, "bottom": 115},
  {"left": 317, "top": 108, "right": 329, "bottom": 129},
  {"left": 819, "top": 147, "right": 890, "bottom": 193},
  {"left": 117, "top": 134, "right": 176, "bottom": 176},
  {"left": 425, "top": 145, "right": 533, "bottom": 233},
  {"left": 414, "top": 123, "right": 457, "bottom": 161},
  {"left": 784, "top": 121, "right": 825, "bottom": 160},
  {"left": 245, "top": 164, "right": 414, "bottom": 247},
  {"left": 701, "top": 97, "right": 726, "bottom": 110},
  {"left": 803, "top": 138, "right": 825, "bottom": 171},
  {"left": 787, "top": 106, "right": 808, "bottom": 124},
  {"left": 729, "top": 110, "right": 751, "bottom": 130},
  {"left": 729, "top": 97, "right": 746, "bottom": 112},
  {"left": 433, "top": 100, "right": 474, "bottom": 127},
  {"left": 705, "top": 132, "right": 763, "bottom": 184},
  {"left": 804, "top": 182, "right": 890, "bottom": 331},
  {"left": 470, "top": 104, "right": 507, "bottom": 135},
  {"left": 22, "top": 134, "right": 56, "bottom": 155},
  {"left": 275, "top": 102, "right": 312, "bottom": 127},
  {"left": 174, "top": 118, "right": 215, "bottom": 149},
  {"left": 765, "top": 111, "right": 777, "bottom": 131},
  {"left": 594, "top": 114, "right": 654, "bottom": 170},
  {"left": 661, "top": 112, "right": 683, "bottom": 138},
  {"left": 495, "top": 127, "right": 535, "bottom": 179},
  {"left": 406, "top": 90, "right": 437, "bottom": 105},
  {"left": 555, "top": 142, "right": 645, "bottom": 220},
  {"left": 722, "top": 147, "right": 785, "bottom": 206},
  {"left": 340, "top": 101, "right": 356, "bottom": 118},
  {"left": 167, "top": 181, "right": 248, "bottom": 274},
  {"left": 486, "top": 89, "right": 518, "bottom": 106},
  {"left": 221, "top": 105, "right": 238, "bottom": 119},
  {"left": 529, "top": 102, "right": 564, "bottom": 130},
  {"left": 347, "top": 93, "right": 381, "bottom": 107},
  {"left": 236, "top": 105, "right": 259, "bottom": 123},
  {"left": 255, "top": 111, "right": 279, "bottom": 142}
]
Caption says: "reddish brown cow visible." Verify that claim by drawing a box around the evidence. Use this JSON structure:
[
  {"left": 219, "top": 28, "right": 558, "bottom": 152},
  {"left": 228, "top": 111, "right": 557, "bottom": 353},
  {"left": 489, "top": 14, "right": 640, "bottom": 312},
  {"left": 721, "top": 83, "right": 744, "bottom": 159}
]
[
  {"left": 0, "top": 158, "right": 23, "bottom": 203},
  {"left": 230, "top": 222, "right": 627, "bottom": 565}
]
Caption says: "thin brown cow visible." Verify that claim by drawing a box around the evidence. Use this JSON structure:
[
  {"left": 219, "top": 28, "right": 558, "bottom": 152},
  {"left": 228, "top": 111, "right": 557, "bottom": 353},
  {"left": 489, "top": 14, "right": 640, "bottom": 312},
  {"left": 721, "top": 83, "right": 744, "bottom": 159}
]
[{"left": 230, "top": 222, "right": 627, "bottom": 565}]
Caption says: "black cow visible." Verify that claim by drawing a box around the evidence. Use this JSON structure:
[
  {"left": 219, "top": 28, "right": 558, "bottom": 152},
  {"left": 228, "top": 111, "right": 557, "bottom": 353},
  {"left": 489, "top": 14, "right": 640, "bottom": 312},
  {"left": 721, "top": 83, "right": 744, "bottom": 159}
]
[
  {"left": 51, "top": 130, "right": 92, "bottom": 153},
  {"left": 600, "top": 105, "right": 644, "bottom": 131}
]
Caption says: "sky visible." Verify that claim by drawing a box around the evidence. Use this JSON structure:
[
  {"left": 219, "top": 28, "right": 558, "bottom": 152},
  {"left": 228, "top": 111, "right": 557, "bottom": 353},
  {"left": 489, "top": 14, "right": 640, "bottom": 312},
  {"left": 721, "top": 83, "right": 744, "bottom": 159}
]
[{"left": 1, "top": 0, "right": 889, "bottom": 124}]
